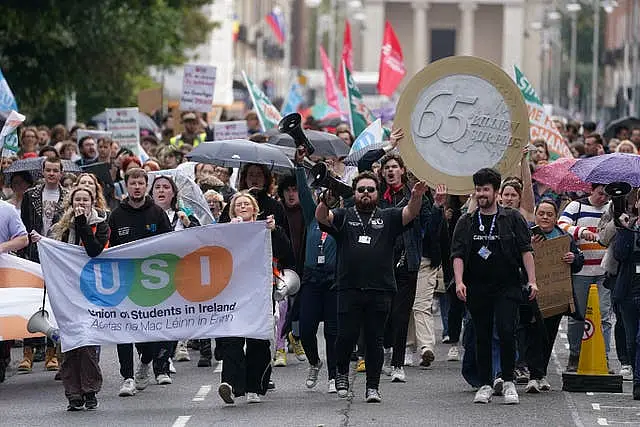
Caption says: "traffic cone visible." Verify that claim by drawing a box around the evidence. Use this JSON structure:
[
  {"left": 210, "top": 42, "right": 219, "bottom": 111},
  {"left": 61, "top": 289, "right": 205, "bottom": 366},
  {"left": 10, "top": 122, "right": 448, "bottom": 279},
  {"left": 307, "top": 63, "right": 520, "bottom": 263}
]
[{"left": 562, "top": 284, "right": 623, "bottom": 392}]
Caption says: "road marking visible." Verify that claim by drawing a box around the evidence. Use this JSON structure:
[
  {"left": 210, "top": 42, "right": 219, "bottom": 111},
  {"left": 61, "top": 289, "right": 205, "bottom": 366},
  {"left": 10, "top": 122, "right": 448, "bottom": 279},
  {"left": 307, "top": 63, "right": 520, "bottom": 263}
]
[
  {"left": 214, "top": 361, "right": 223, "bottom": 373},
  {"left": 551, "top": 350, "right": 585, "bottom": 427},
  {"left": 596, "top": 405, "right": 640, "bottom": 410},
  {"left": 586, "top": 392, "right": 632, "bottom": 396},
  {"left": 592, "top": 403, "right": 601, "bottom": 410},
  {"left": 172, "top": 416, "right": 191, "bottom": 427},
  {"left": 193, "top": 385, "right": 212, "bottom": 402},
  {"left": 597, "top": 418, "right": 608, "bottom": 425},
  {"left": 564, "top": 343, "right": 570, "bottom": 349},
  {"left": 560, "top": 332, "right": 568, "bottom": 339}
]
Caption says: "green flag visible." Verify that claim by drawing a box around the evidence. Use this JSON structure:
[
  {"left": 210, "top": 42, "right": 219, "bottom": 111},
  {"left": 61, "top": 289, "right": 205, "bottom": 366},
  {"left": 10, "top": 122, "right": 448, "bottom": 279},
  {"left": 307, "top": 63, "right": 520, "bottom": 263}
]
[
  {"left": 514, "top": 65, "right": 543, "bottom": 106},
  {"left": 242, "top": 71, "right": 282, "bottom": 132},
  {"left": 343, "top": 63, "right": 377, "bottom": 138}
]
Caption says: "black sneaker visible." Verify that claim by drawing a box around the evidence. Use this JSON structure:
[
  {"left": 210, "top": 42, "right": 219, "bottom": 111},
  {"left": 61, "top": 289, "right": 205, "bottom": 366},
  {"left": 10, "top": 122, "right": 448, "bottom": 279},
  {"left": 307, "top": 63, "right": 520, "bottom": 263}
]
[
  {"left": 84, "top": 392, "right": 98, "bottom": 410},
  {"left": 267, "top": 379, "right": 276, "bottom": 390},
  {"left": 514, "top": 367, "right": 530, "bottom": 384},
  {"left": 197, "top": 357, "right": 212, "bottom": 367},
  {"left": 54, "top": 371, "right": 62, "bottom": 381},
  {"left": 67, "top": 399, "right": 84, "bottom": 411},
  {"left": 335, "top": 373, "right": 349, "bottom": 398},
  {"left": 365, "top": 388, "right": 382, "bottom": 403}
]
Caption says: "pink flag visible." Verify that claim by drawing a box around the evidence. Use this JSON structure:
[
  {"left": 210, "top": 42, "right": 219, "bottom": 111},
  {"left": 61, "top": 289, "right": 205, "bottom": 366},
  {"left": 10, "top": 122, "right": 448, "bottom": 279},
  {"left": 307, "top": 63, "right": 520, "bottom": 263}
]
[
  {"left": 319, "top": 45, "right": 341, "bottom": 113},
  {"left": 337, "top": 21, "right": 353, "bottom": 95},
  {"left": 377, "top": 21, "right": 406, "bottom": 96}
]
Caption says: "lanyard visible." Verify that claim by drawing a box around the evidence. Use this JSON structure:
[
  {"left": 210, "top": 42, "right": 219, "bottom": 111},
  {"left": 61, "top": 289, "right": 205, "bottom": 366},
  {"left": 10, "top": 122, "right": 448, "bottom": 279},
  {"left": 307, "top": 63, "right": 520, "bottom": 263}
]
[
  {"left": 318, "top": 231, "right": 328, "bottom": 253},
  {"left": 477, "top": 210, "right": 497, "bottom": 238},
  {"left": 353, "top": 207, "right": 377, "bottom": 237}
]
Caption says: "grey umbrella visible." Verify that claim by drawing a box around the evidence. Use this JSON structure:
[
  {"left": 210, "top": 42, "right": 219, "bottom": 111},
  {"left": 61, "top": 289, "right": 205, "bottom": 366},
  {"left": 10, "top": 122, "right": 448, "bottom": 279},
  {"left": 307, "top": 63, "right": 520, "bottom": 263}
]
[
  {"left": 604, "top": 116, "right": 640, "bottom": 139},
  {"left": 3, "top": 157, "right": 81, "bottom": 182},
  {"left": 266, "top": 129, "right": 350, "bottom": 158},
  {"left": 343, "top": 142, "right": 396, "bottom": 166},
  {"left": 186, "top": 139, "right": 294, "bottom": 174}
]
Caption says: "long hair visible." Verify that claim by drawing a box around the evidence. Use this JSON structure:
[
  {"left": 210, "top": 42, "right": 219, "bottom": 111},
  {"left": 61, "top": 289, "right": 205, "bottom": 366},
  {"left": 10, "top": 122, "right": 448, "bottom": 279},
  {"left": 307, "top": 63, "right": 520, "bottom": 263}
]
[
  {"left": 50, "top": 187, "right": 95, "bottom": 241},
  {"left": 238, "top": 163, "right": 271, "bottom": 191},
  {"left": 149, "top": 175, "right": 179, "bottom": 211},
  {"left": 76, "top": 172, "right": 108, "bottom": 212}
]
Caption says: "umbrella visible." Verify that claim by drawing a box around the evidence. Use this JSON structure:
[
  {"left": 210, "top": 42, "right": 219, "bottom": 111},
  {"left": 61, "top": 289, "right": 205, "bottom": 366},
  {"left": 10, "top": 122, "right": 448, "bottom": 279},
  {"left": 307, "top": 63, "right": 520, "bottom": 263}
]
[
  {"left": 532, "top": 158, "right": 591, "bottom": 193},
  {"left": 604, "top": 116, "right": 640, "bottom": 140},
  {"left": 148, "top": 169, "right": 214, "bottom": 225},
  {"left": 570, "top": 152, "right": 640, "bottom": 187},
  {"left": 266, "top": 129, "right": 350, "bottom": 158},
  {"left": 186, "top": 139, "right": 294, "bottom": 174},
  {"left": 343, "top": 142, "right": 389, "bottom": 166},
  {"left": 3, "top": 157, "right": 81, "bottom": 182},
  {"left": 90, "top": 111, "right": 160, "bottom": 133}
]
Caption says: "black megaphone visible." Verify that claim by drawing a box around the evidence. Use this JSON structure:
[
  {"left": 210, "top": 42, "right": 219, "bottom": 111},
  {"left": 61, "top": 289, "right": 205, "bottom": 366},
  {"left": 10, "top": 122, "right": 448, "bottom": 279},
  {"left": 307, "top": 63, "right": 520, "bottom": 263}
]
[
  {"left": 309, "top": 162, "right": 354, "bottom": 201},
  {"left": 278, "top": 113, "right": 316, "bottom": 156}
]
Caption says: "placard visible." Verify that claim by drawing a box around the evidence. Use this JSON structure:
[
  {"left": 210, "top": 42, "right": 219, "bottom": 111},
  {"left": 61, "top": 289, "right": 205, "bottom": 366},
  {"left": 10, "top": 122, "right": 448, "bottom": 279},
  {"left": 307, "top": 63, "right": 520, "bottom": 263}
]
[
  {"left": 214, "top": 120, "right": 248, "bottom": 141},
  {"left": 533, "top": 235, "right": 574, "bottom": 318},
  {"left": 137, "top": 87, "right": 163, "bottom": 115},
  {"left": 181, "top": 64, "right": 217, "bottom": 113},
  {"left": 106, "top": 107, "right": 140, "bottom": 154}
]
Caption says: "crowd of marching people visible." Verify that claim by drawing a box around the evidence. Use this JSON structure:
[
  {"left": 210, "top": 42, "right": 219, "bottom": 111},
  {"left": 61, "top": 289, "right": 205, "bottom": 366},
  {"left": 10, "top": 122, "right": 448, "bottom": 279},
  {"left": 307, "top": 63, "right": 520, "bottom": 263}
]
[{"left": 2, "top": 109, "right": 640, "bottom": 413}]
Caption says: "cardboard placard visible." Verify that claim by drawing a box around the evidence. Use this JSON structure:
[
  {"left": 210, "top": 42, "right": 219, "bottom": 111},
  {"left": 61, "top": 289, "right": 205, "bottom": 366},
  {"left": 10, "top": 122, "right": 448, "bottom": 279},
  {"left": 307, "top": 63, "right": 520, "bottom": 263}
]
[
  {"left": 533, "top": 234, "right": 574, "bottom": 318},
  {"left": 214, "top": 120, "right": 248, "bottom": 141},
  {"left": 137, "top": 87, "right": 162, "bottom": 116}
]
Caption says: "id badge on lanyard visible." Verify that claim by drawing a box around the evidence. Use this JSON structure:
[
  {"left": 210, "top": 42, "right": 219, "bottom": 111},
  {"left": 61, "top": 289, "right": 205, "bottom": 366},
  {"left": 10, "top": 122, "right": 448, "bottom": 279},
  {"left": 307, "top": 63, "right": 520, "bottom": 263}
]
[{"left": 318, "top": 232, "right": 328, "bottom": 264}]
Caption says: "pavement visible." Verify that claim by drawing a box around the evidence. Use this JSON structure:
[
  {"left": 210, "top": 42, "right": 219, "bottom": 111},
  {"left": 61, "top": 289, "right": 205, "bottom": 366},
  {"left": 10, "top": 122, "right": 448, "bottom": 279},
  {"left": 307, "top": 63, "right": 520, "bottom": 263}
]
[{"left": 0, "top": 321, "right": 638, "bottom": 426}]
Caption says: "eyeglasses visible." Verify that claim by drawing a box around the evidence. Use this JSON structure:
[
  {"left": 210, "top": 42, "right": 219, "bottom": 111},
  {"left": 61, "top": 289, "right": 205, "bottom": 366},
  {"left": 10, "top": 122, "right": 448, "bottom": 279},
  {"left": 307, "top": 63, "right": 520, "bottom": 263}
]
[{"left": 356, "top": 186, "right": 376, "bottom": 194}]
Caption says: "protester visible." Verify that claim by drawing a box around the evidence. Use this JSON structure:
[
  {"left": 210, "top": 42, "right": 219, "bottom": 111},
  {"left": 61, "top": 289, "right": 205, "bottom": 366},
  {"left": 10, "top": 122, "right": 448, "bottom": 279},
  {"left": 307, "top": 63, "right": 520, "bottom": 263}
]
[
  {"left": 616, "top": 140, "right": 638, "bottom": 154},
  {"left": 97, "top": 137, "right": 112, "bottom": 164},
  {"left": 108, "top": 168, "right": 173, "bottom": 397},
  {"left": 217, "top": 192, "right": 288, "bottom": 405},
  {"left": 170, "top": 111, "right": 206, "bottom": 148},
  {"left": 59, "top": 141, "right": 79, "bottom": 161},
  {"left": 583, "top": 134, "right": 604, "bottom": 158},
  {"left": 32, "top": 186, "right": 109, "bottom": 410},
  {"left": 76, "top": 136, "right": 99, "bottom": 167},
  {"left": 19, "top": 126, "right": 39, "bottom": 158},
  {"left": 316, "top": 170, "right": 429, "bottom": 402},
  {"left": 558, "top": 184, "right": 612, "bottom": 372},
  {"left": 76, "top": 173, "right": 108, "bottom": 213},
  {"left": 246, "top": 112, "right": 261, "bottom": 135},
  {"left": 203, "top": 190, "right": 225, "bottom": 222},
  {"left": 8, "top": 172, "right": 34, "bottom": 215},
  {"left": 39, "top": 146, "right": 59, "bottom": 161},
  {"left": 335, "top": 124, "right": 354, "bottom": 147},
  {"left": 452, "top": 168, "right": 537, "bottom": 405}
]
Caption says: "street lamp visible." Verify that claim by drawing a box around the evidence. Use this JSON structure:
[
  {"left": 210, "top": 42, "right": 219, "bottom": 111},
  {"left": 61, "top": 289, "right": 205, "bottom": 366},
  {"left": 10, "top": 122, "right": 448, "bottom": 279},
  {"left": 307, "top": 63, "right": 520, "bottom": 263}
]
[{"left": 567, "top": 2, "right": 582, "bottom": 114}]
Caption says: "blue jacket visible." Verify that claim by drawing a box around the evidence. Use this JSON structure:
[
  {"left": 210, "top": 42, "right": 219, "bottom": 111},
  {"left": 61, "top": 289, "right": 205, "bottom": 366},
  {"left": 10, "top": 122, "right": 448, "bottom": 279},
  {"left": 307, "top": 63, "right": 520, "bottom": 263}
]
[{"left": 613, "top": 224, "right": 640, "bottom": 302}]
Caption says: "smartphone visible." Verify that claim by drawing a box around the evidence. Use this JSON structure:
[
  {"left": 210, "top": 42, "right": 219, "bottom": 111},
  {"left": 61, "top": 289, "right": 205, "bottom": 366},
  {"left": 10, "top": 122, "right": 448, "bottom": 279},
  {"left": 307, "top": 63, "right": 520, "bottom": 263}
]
[{"left": 530, "top": 225, "right": 546, "bottom": 240}]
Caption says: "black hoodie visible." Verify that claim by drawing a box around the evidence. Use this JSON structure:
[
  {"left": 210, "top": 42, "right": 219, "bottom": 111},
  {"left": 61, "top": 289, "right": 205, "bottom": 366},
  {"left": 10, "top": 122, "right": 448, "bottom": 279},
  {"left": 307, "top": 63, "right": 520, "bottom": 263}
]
[{"left": 108, "top": 196, "right": 172, "bottom": 247}]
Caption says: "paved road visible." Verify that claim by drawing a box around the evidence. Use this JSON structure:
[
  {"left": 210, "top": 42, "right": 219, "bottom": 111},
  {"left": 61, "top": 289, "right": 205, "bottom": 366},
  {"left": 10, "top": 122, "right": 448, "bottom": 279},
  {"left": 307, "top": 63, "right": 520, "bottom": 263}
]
[{"left": 0, "top": 321, "right": 637, "bottom": 426}]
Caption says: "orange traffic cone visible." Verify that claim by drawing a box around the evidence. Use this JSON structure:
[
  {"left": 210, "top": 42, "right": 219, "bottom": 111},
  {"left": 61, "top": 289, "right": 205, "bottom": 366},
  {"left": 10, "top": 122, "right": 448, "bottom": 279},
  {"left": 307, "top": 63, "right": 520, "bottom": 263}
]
[{"left": 562, "top": 284, "right": 623, "bottom": 392}]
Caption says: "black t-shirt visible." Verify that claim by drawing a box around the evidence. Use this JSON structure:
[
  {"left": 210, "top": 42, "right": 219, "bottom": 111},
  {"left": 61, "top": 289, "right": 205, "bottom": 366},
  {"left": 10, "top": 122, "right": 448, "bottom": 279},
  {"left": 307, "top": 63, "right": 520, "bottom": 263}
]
[
  {"left": 321, "top": 206, "right": 406, "bottom": 291},
  {"left": 467, "top": 213, "right": 509, "bottom": 293}
]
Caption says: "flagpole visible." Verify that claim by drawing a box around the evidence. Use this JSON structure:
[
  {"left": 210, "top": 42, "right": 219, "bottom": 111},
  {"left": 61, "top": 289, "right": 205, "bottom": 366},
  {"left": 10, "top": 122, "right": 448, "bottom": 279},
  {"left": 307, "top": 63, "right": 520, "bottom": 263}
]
[
  {"left": 242, "top": 70, "right": 267, "bottom": 132},
  {"left": 342, "top": 60, "right": 354, "bottom": 136}
]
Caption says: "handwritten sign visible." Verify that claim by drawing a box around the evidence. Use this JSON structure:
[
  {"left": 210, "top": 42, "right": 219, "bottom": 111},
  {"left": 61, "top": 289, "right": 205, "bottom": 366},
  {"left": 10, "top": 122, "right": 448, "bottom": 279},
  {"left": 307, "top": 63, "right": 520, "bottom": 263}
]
[
  {"left": 533, "top": 234, "right": 574, "bottom": 318},
  {"left": 106, "top": 107, "right": 140, "bottom": 154},
  {"left": 181, "top": 64, "right": 217, "bottom": 113},
  {"left": 214, "top": 120, "right": 248, "bottom": 141}
]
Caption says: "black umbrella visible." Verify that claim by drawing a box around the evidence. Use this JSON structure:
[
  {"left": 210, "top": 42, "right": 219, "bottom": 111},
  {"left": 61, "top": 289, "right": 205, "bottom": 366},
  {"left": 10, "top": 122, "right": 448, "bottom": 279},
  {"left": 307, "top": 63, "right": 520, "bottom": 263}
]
[
  {"left": 342, "top": 142, "right": 391, "bottom": 166},
  {"left": 604, "top": 116, "right": 640, "bottom": 139},
  {"left": 90, "top": 111, "right": 160, "bottom": 133},
  {"left": 317, "top": 116, "right": 343, "bottom": 128},
  {"left": 3, "top": 157, "right": 82, "bottom": 182},
  {"left": 186, "top": 139, "right": 294, "bottom": 174},
  {"left": 266, "top": 129, "right": 350, "bottom": 158}
]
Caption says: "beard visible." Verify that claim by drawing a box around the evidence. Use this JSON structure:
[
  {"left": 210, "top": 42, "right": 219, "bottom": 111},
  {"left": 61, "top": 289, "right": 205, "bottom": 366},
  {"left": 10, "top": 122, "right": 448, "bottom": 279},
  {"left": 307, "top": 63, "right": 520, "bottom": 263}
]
[
  {"left": 477, "top": 195, "right": 495, "bottom": 208},
  {"left": 130, "top": 194, "right": 145, "bottom": 203},
  {"left": 355, "top": 196, "right": 377, "bottom": 213}
]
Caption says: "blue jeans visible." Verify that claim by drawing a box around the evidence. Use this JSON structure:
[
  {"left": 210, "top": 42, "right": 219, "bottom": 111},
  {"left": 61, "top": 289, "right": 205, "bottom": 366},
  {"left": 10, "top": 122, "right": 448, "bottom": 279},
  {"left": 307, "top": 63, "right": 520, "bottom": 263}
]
[
  {"left": 567, "top": 275, "right": 611, "bottom": 357},
  {"left": 461, "top": 313, "right": 507, "bottom": 387},
  {"left": 620, "top": 300, "right": 640, "bottom": 385}
]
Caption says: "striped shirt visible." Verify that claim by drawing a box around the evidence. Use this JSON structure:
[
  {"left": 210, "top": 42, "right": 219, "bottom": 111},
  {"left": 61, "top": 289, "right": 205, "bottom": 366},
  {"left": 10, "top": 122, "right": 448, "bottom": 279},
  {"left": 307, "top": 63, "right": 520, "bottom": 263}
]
[{"left": 558, "top": 198, "right": 610, "bottom": 276}]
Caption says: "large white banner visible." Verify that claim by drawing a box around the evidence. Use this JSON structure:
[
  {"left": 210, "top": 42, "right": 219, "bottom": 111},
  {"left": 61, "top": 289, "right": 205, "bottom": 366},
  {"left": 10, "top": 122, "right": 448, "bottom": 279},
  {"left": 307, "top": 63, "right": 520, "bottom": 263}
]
[
  {"left": 106, "top": 107, "right": 140, "bottom": 155},
  {"left": 37, "top": 222, "right": 273, "bottom": 351}
]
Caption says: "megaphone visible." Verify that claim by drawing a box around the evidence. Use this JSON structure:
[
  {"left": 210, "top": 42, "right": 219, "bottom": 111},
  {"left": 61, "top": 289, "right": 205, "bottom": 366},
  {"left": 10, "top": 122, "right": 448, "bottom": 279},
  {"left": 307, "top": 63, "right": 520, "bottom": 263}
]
[
  {"left": 309, "top": 162, "right": 354, "bottom": 204},
  {"left": 604, "top": 181, "right": 632, "bottom": 221},
  {"left": 27, "top": 309, "right": 60, "bottom": 345},
  {"left": 278, "top": 113, "right": 316, "bottom": 156},
  {"left": 273, "top": 269, "right": 301, "bottom": 301}
]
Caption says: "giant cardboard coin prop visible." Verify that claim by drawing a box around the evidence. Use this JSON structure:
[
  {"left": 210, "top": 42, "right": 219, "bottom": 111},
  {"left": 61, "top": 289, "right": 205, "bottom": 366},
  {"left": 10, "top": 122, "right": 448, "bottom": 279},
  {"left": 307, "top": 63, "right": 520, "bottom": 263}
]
[{"left": 395, "top": 56, "right": 529, "bottom": 195}]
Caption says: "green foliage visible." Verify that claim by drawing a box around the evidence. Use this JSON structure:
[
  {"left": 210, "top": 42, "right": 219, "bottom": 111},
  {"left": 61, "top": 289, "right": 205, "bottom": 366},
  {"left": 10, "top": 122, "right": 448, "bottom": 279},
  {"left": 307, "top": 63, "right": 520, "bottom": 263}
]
[{"left": 0, "top": 0, "right": 214, "bottom": 124}]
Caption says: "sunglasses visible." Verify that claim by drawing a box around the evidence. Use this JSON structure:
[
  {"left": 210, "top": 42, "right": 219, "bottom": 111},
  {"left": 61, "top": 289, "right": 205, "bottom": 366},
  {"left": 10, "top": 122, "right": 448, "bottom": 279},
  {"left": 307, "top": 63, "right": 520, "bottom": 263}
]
[{"left": 356, "top": 186, "right": 376, "bottom": 194}]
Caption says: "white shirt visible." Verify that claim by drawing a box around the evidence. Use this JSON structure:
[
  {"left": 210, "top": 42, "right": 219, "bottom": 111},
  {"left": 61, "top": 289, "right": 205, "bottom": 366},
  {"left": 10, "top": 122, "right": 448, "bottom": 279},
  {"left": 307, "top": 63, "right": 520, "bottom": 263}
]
[{"left": 41, "top": 187, "right": 60, "bottom": 237}]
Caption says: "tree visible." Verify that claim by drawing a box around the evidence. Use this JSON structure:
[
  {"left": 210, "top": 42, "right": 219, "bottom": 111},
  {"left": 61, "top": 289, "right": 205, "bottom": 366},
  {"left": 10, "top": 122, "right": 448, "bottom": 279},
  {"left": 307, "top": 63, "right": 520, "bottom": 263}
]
[{"left": 0, "top": 0, "right": 215, "bottom": 124}]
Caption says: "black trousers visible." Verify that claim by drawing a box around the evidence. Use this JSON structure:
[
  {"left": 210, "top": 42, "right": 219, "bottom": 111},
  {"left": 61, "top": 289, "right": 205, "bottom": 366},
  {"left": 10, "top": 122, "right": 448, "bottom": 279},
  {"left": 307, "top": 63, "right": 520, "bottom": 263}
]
[
  {"left": 447, "top": 284, "right": 466, "bottom": 344},
  {"left": 524, "top": 310, "right": 562, "bottom": 380},
  {"left": 383, "top": 265, "right": 418, "bottom": 367},
  {"left": 466, "top": 290, "right": 519, "bottom": 385},
  {"left": 216, "top": 337, "right": 271, "bottom": 396},
  {"left": 335, "top": 289, "right": 392, "bottom": 390},
  {"left": 117, "top": 341, "right": 171, "bottom": 379},
  {"left": 299, "top": 279, "right": 337, "bottom": 379}
]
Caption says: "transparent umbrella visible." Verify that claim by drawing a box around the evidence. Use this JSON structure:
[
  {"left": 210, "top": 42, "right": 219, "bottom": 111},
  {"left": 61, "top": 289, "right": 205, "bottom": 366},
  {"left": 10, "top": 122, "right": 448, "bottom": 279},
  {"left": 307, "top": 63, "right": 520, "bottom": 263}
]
[{"left": 147, "top": 169, "right": 214, "bottom": 225}]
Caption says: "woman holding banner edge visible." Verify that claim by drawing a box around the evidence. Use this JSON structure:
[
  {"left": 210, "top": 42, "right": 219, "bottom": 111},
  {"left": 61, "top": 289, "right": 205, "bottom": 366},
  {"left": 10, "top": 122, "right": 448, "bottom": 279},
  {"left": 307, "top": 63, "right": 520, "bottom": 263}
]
[{"left": 31, "top": 186, "right": 110, "bottom": 411}]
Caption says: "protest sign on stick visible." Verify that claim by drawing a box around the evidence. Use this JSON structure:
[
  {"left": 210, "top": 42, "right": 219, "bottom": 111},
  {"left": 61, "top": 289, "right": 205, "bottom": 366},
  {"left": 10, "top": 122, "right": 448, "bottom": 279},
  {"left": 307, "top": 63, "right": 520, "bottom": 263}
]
[{"left": 181, "top": 64, "right": 217, "bottom": 113}]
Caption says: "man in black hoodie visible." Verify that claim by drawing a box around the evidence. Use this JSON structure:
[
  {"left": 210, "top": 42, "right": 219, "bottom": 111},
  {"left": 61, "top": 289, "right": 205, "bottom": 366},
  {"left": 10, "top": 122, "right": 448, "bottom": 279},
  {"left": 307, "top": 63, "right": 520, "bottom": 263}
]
[{"left": 108, "top": 168, "right": 173, "bottom": 398}]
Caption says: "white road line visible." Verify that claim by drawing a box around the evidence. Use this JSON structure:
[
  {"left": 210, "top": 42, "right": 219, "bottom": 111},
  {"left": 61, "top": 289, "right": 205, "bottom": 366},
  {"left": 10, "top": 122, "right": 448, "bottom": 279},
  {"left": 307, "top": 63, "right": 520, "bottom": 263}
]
[
  {"left": 586, "top": 392, "right": 632, "bottom": 396},
  {"left": 597, "top": 418, "right": 608, "bottom": 425},
  {"left": 600, "top": 421, "right": 640, "bottom": 425},
  {"left": 551, "top": 351, "right": 585, "bottom": 427},
  {"left": 592, "top": 403, "right": 601, "bottom": 410},
  {"left": 193, "top": 385, "right": 212, "bottom": 402},
  {"left": 172, "top": 416, "right": 191, "bottom": 427},
  {"left": 565, "top": 343, "right": 570, "bottom": 349},
  {"left": 560, "top": 332, "right": 568, "bottom": 339},
  {"left": 587, "top": 392, "right": 594, "bottom": 396},
  {"left": 596, "top": 405, "right": 640, "bottom": 410},
  {"left": 214, "top": 361, "right": 223, "bottom": 373}
]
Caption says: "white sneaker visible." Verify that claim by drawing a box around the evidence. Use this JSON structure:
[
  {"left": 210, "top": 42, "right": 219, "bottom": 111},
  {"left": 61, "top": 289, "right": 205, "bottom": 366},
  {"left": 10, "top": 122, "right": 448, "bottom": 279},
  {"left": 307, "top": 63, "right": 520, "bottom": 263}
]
[
  {"left": 174, "top": 341, "right": 190, "bottom": 362},
  {"left": 525, "top": 379, "right": 540, "bottom": 393},
  {"left": 620, "top": 365, "right": 633, "bottom": 380},
  {"left": 382, "top": 349, "right": 392, "bottom": 376},
  {"left": 218, "top": 382, "right": 234, "bottom": 404},
  {"left": 246, "top": 392, "right": 261, "bottom": 403},
  {"left": 447, "top": 346, "right": 460, "bottom": 361},
  {"left": 473, "top": 385, "right": 493, "bottom": 403},
  {"left": 538, "top": 377, "right": 551, "bottom": 391},
  {"left": 134, "top": 362, "right": 150, "bottom": 390},
  {"left": 156, "top": 374, "right": 172, "bottom": 385},
  {"left": 328, "top": 379, "right": 337, "bottom": 394},
  {"left": 493, "top": 377, "right": 504, "bottom": 396},
  {"left": 168, "top": 358, "right": 176, "bottom": 374},
  {"left": 503, "top": 381, "right": 519, "bottom": 404},
  {"left": 118, "top": 378, "right": 136, "bottom": 397},
  {"left": 390, "top": 366, "right": 406, "bottom": 383},
  {"left": 404, "top": 348, "right": 415, "bottom": 367}
]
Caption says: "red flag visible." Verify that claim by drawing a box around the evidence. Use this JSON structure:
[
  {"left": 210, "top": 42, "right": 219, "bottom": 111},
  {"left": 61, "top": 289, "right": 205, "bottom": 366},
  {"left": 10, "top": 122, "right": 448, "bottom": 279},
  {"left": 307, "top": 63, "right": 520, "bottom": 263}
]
[
  {"left": 319, "top": 45, "right": 341, "bottom": 113},
  {"left": 377, "top": 21, "right": 406, "bottom": 97},
  {"left": 337, "top": 21, "right": 353, "bottom": 95}
]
